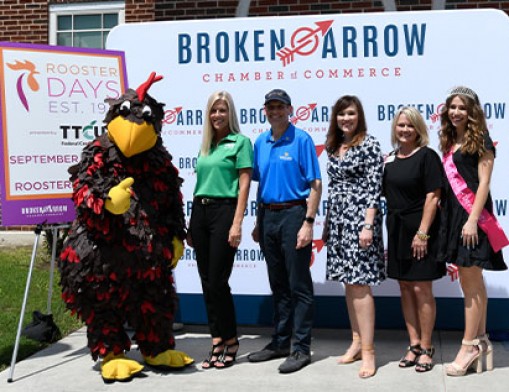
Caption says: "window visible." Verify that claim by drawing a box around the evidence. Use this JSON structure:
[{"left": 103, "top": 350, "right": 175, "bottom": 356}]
[{"left": 49, "top": 1, "right": 125, "bottom": 49}]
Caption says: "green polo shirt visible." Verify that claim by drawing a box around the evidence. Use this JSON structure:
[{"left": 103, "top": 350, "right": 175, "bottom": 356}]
[{"left": 194, "top": 133, "right": 253, "bottom": 198}]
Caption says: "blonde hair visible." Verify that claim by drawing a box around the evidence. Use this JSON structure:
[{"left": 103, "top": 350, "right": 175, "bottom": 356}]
[
  {"left": 390, "top": 106, "right": 429, "bottom": 149},
  {"left": 200, "top": 91, "right": 241, "bottom": 156},
  {"left": 438, "top": 86, "right": 487, "bottom": 156}
]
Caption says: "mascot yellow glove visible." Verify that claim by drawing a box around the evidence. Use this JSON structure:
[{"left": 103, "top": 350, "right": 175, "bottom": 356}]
[
  {"left": 105, "top": 177, "right": 134, "bottom": 215},
  {"left": 171, "top": 236, "right": 184, "bottom": 268},
  {"left": 144, "top": 349, "right": 194, "bottom": 370},
  {"left": 101, "top": 352, "right": 144, "bottom": 382}
]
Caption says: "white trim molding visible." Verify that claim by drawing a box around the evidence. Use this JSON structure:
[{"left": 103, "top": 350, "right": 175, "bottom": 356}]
[{"left": 49, "top": 1, "right": 125, "bottom": 47}]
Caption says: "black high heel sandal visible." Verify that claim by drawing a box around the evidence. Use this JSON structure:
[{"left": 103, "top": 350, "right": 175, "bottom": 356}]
[
  {"left": 202, "top": 341, "right": 224, "bottom": 369},
  {"left": 215, "top": 338, "right": 239, "bottom": 369},
  {"left": 399, "top": 344, "right": 422, "bottom": 368},
  {"left": 415, "top": 347, "right": 435, "bottom": 373}
]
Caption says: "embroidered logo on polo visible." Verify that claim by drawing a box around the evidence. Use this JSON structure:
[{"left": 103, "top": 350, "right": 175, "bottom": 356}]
[{"left": 279, "top": 152, "right": 293, "bottom": 161}]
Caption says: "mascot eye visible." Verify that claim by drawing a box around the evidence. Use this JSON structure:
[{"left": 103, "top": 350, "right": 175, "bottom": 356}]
[
  {"left": 142, "top": 105, "right": 153, "bottom": 120},
  {"left": 119, "top": 101, "right": 131, "bottom": 116}
]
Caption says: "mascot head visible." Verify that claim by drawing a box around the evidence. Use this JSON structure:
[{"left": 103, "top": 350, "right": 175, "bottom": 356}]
[{"left": 104, "top": 72, "right": 165, "bottom": 158}]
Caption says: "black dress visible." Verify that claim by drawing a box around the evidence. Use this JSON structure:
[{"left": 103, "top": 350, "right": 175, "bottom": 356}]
[
  {"left": 437, "top": 133, "right": 507, "bottom": 271},
  {"left": 383, "top": 147, "right": 446, "bottom": 281}
]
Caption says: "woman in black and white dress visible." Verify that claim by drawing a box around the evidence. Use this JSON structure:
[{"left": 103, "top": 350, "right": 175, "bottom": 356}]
[{"left": 323, "top": 95, "right": 385, "bottom": 379}]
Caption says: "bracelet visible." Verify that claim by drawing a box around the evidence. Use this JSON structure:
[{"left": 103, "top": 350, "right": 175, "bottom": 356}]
[{"left": 416, "top": 230, "right": 430, "bottom": 241}]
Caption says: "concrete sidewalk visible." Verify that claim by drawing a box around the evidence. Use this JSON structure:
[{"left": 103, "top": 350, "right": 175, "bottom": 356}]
[
  {"left": 0, "top": 231, "right": 36, "bottom": 248},
  {"left": 1, "top": 325, "right": 508, "bottom": 392}
]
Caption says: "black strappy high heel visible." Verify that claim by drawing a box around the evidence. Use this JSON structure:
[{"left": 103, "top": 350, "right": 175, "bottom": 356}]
[
  {"left": 399, "top": 344, "right": 422, "bottom": 368},
  {"left": 215, "top": 338, "right": 239, "bottom": 369},
  {"left": 415, "top": 346, "right": 435, "bottom": 372},
  {"left": 202, "top": 341, "right": 224, "bottom": 369}
]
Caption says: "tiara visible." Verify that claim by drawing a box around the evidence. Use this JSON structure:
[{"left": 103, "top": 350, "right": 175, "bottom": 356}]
[{"left": 448, "top": 86, "right": 479, "bottom": 102}]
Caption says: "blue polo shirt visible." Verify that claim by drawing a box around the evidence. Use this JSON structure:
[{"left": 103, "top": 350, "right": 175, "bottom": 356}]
[{"left": 253, "top": 123, "right": 321, "bottom": 203}]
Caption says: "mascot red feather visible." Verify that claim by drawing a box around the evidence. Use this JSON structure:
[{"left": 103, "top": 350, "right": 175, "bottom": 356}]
[{"left": 59, "top": 73, "right": 193, "bottom": 382}]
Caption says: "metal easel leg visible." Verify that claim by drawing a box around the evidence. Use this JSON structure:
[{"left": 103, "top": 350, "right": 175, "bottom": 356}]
[
  {"left": 7, "top": 224, "right": 43, "bottom": 383},
  {"left": 46, "top": 226, "right": 59, "bottom": 315}
]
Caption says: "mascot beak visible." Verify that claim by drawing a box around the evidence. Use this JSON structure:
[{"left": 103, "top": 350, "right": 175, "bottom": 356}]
[{"left": 107, "top": 116, "right": 157, "bottom": 158}]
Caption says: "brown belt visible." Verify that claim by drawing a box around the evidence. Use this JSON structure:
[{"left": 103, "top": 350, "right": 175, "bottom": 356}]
[{"left": 260, "top": 200, "right": 307, "bottom": 210}]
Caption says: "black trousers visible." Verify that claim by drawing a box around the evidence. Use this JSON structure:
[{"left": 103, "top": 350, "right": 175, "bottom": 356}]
[{"left": 190, "top": 201, "right": 238, "bottom": 340}]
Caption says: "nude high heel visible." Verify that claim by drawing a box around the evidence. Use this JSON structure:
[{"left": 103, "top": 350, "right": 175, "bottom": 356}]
[
  {"left": 477, "top": 333, "right": 494, "bottom": 371},
  {"left": 445, "top": 339, "right": 482, "bottom": 376}
]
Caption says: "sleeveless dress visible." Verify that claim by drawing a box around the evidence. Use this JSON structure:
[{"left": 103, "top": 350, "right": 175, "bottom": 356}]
[
  {"left": 383, "top": 147, "right": 446, "bottom": 281},
  {"left": 326, "top": 134, "right": 386, "bottom": 285},
  {"left": 437, "top": 132, "right": 507, "bottom": 270}
]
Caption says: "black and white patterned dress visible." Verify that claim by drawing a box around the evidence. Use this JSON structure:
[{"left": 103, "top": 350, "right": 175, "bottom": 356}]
[{"left": 326, "top": 134, "right": 386, "bottom": 285}]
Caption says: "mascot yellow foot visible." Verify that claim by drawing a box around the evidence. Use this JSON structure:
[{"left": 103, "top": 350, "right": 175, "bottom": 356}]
[
  {"left": 144, "top": 349, "right": 194, "bottom": 370},
  {"left": 101, "top": 352, "right": 144, "bottom": 383}
]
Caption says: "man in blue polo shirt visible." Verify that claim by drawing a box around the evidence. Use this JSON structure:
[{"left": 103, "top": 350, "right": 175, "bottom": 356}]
[{"left": 248, "top": 89, "right": 322, "bottom": 373}]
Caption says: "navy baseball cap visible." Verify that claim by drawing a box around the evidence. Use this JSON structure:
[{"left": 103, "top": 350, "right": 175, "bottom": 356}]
[{"left": 264, "top": 89, "right": 291, "bottom": 105}]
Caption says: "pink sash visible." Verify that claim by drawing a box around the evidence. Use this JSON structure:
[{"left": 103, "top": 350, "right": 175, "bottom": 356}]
[{"left": 443, "top": 149, "right": 509, "bottom": 252}]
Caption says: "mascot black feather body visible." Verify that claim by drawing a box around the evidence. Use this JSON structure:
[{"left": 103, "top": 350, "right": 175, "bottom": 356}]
[{"left": 59, "top": 73, "right": 193, "bottom": 382}]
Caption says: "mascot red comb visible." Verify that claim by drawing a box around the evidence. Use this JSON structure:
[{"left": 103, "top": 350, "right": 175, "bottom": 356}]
[{"left": 59, "top": 72, "right": 193, "bottom": 382}]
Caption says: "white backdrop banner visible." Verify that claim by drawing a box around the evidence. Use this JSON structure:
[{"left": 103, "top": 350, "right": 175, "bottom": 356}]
[{"left": 107, "top": 9, "right": 509, "bottom": 298}]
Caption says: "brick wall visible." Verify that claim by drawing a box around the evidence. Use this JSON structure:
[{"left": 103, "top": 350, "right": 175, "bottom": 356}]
[
  {"left": 154, "top": 0, "right": 509, "bottom": 20},
  {"left": 125, "top": 0, "right": 156, "bottom": 22},
  {"left": 398, "top": 0, "right": 509, "bottom": 12},
  {"left": 0, "top": 0, "right": 48, "bottom": 43},
  {"left": 1, "top": 1, "right": 509, "bottom": 44}
]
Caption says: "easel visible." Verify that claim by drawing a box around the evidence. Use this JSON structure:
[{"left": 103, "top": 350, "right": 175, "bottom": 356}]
[{"left": 7, "top": 223, "right": 70, "bottom": 383}]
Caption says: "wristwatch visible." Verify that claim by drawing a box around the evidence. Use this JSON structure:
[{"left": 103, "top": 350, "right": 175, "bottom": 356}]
[
  {"left": 304, "top": 216, "right": 315, "bottom": 224},
  {"left": 363, "top": 223, "right": 374, "bottom": 230}
]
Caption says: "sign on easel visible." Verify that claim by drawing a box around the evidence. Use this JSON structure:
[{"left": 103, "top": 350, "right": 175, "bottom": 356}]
[{"left": 0, "top": 42, "right": 127, "bottom": 226}]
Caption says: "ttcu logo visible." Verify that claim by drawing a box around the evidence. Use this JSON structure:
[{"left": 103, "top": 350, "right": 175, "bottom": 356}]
[
  {"left": 61, "top": 120, "right": 106, "bottom": 140},
  {"left": 7, "top": 60, "right": 40, "bottom": 112},
  {"left": 277, "top": 20, "right": 334, "bottom": 66},
  {"left": 290, "top": 103, "right": 317, "bottom": 125}
]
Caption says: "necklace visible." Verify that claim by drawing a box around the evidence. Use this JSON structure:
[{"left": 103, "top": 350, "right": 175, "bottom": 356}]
[{"left": 397, "top": 146, "right": 420, "bottom": 158}]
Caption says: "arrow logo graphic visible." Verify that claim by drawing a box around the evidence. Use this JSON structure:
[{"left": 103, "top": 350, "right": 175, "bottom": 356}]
[
  {"left": 277, "top": 20, "right": 334, "bottom": 67},
  {"left": 290, "top": 103, "right": 317, "bottom": 125},
  {"left": 163, "top": 106, "right": 183, "bottom": 124}
]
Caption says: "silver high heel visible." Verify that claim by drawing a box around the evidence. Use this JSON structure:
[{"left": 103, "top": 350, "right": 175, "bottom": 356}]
[
  {"left": 445, "top": 339, "right": 482, "bottom": 376},
  {"left": 477, "top": 333, "right": 494, "bottom": 371}
]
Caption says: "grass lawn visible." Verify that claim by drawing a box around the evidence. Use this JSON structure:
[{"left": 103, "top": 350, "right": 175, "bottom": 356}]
[{"left": 0, "top": 246, "right": 83, "bottom": 372}]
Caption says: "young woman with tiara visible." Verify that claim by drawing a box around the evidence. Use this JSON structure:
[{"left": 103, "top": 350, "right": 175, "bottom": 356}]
[{"left": 438, "top": 86, "right": 508, "bottom": 376}]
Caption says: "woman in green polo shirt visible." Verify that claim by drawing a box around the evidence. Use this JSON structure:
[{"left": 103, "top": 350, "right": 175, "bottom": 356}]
[{"left": 188, "top": 91, "right": 253, "bottom": 369}]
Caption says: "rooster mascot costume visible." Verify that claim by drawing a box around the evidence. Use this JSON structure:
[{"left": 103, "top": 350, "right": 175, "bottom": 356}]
[{"left": 59, "top": 73, "right": 193, "bottom": 382}]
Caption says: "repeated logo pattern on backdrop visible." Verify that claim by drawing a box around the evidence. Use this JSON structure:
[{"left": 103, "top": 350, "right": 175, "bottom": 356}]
[{"left": 107, "top": 9, "right": 509, "bottom": 298}]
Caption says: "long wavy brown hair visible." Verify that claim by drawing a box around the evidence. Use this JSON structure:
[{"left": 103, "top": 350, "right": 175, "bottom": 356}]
[
  {"left": 438, "top": 88, "right": 487, "bottom": 156},
  {"left": 325, "top": 95, "right": 367, "bottom": 155}
]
